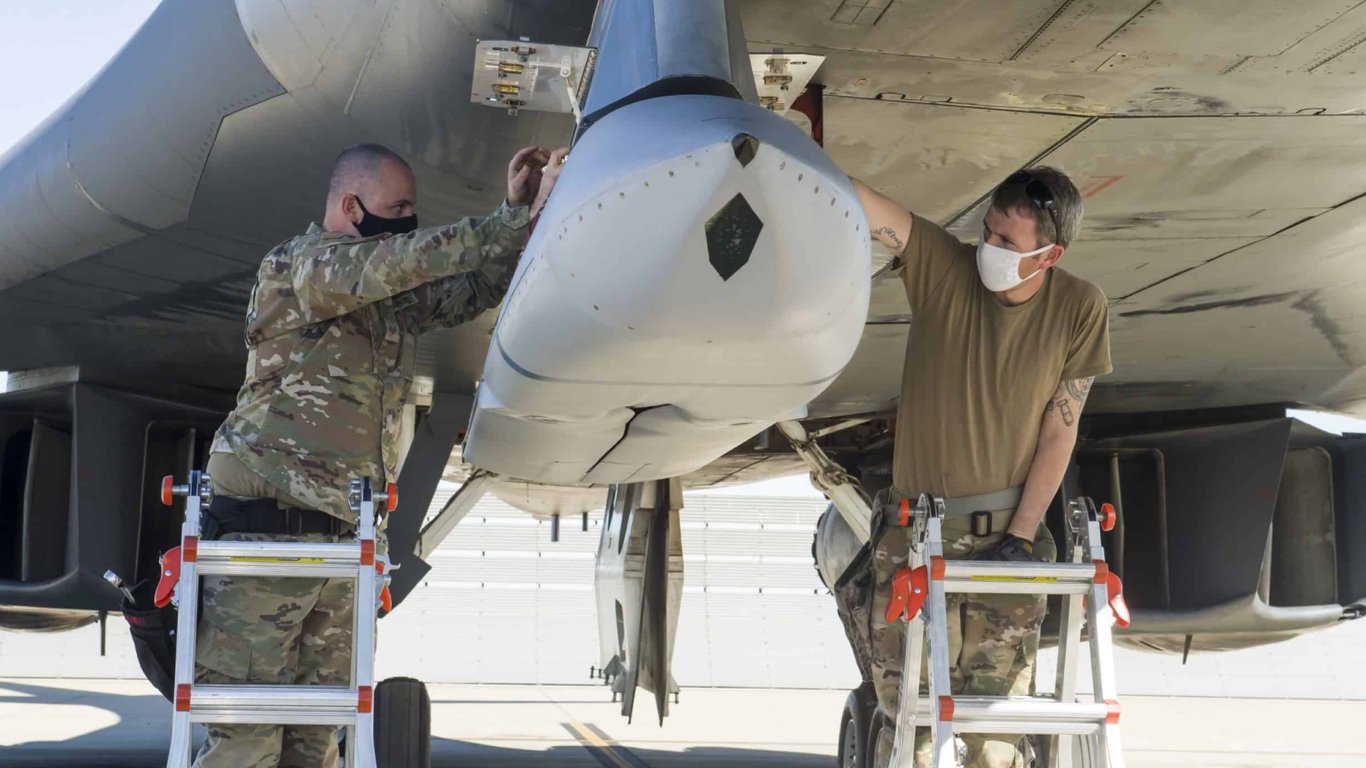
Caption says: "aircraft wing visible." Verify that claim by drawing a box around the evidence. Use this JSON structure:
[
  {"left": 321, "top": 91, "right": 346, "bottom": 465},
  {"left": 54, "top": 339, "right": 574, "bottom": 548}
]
[
  {"left": 736, "top": 0, "right": 1366, "bottom": 420},
  {"left": 0, "top": 0, "right": 598, "bottom": 628},
  {"left": 6, "top": 0, "right": 1365, "bottom": 422},
  {"left": 739, "top": 0, "right": 1366, "bottom": 651},
  {"left": 2, "top": 0, "right": 1366, "bottom": 657},
  {"left": 0, "top": 0, "right": 596, "bottom": 401}
]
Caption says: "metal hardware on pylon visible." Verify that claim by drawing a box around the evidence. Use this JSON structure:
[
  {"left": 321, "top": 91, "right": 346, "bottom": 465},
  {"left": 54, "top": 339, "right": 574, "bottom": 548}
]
[
  {"left": 777, "top": 420, "right": 874, "bottom": 543},
  {"left": 885, "top": 494, "right": 1127, "bottom": 767},
  {"left": 161, "top": 472, "right": 393, "bottom": 768}
]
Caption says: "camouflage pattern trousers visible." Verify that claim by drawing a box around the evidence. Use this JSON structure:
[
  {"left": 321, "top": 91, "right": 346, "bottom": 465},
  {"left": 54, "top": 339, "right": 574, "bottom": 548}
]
[
  {"left": 869, "top": 510, "right": 1057, "bottom": 768},
  {"left": 192, "top": 531, "right": 353, "bottom": 768}
]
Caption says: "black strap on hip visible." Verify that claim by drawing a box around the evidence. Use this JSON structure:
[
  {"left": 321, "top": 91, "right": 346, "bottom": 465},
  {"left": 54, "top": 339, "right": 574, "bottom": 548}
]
[{"left": 203, "top": 496, "right": 350, "bottom": 540}]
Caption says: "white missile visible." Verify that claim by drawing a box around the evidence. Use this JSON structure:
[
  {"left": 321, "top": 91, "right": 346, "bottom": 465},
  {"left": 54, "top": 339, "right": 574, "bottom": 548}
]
[{"left": 463, "top": 93, "right": 870, "bottom": 486}]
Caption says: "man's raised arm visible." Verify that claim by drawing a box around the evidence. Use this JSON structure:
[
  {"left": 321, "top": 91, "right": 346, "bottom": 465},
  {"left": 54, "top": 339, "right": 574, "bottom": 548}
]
[
  {"left": 419, "top": 146, "right": 570, "bottom": 331},
  {"left": 852, "top": 178, "right": 914, "bottom": 255},
  {"left": 284, "top": 205, "right": 529, "bottom": 326}
]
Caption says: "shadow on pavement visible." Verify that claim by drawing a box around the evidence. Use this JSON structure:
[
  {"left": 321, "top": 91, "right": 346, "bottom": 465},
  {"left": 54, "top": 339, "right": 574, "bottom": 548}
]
[
  {"left": 432, "top": 737, "right": 834, "bottom": 768},
  {"left": 1, "top": 679, "right": 170, "bottom": 768},
  {"left": 1, "top": 680, "right": 833, "bottom": 767}
]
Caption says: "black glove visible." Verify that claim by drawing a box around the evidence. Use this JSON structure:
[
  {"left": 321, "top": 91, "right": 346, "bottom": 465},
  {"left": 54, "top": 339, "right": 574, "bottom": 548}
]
[{"left": 977, "top": 534, "right": 1036, "bottom": 562}]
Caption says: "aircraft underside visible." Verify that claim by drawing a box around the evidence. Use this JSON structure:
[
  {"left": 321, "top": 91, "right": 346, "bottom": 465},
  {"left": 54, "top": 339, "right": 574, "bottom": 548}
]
[{"left": 3, "top": 0, "right": 1366, "bottom": 736}]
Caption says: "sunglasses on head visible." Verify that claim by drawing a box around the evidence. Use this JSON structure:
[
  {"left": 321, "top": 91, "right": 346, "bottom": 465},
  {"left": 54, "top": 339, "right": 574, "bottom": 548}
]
[{"left": 1006, "top": 170, "right": 1061, "bottom": 247}]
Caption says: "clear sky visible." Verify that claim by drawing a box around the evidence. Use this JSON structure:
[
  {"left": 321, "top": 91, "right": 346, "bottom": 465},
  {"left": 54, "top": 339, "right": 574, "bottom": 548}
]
[{"left": 0, "top": 0, "right": 159, "bottom": 155}]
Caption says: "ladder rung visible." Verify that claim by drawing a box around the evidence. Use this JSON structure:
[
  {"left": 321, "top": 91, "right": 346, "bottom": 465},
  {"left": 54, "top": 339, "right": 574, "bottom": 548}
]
[
  {"left": 912, "top": 696, "right": 1109, "bottom": 736},
  {"left": 197, "top": 563, "right": 364, "bottom": 578},
  {"left": 186, "top": 684, "right": 362, "bottom": 726},
  {"left": 195, "top": 541, "right": 364, "bottom": 579},
  {"left": 940, "top": 561, "right": 1096, "bottom": 595}
]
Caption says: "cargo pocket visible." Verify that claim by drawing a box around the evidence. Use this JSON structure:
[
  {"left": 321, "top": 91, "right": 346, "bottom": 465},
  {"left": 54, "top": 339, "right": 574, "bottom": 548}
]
[
  {"left": 834, "top": 551, "right": 875, "bottom": 683},
  {"left": 194, "top": 621, "right": 252, "bottom": 681}
]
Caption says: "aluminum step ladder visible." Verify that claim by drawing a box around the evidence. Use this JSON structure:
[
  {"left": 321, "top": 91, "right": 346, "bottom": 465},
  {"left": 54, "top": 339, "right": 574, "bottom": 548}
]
[
  {"left": 156, "top": 470, "right": 395, "bottom": 768},
  {"left": 883, "top": 494, "right": 1129, "bottom": 768}
]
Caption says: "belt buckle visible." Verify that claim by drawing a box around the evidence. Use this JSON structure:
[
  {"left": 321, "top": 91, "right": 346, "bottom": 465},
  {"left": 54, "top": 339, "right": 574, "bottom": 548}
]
[{"left": 971, "top": 510, "right": 992, "bottom": 537}]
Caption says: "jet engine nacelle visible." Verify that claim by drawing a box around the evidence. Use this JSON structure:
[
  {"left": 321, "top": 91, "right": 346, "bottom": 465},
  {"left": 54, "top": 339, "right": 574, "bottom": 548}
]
[{"left": 464, "top": 94, "right": 871, "bottom": 485}]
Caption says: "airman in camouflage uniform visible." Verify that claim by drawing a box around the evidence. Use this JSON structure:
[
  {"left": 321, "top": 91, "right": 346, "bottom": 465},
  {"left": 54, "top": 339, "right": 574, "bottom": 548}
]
[
  {"left": 848, "top": 167, "right": 1111, "bottom": 767},
  {"left": 193, "top": 143, "right": 567, "bottom": 767}
]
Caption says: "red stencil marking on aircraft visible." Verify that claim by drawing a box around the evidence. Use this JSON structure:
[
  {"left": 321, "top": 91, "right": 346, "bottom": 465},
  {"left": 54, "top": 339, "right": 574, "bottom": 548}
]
[{"left": 1080, "top": 176, "right": 1124, "bottom": 199}]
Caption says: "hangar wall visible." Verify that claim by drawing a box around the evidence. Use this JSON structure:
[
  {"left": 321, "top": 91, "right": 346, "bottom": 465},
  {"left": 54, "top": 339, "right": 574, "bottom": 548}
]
[
  {"left": 374, "top": 488, "right": 857, "bottom": 688},
  {"left": 4, "top": 484, "right": 1366, "bottom": 699}
]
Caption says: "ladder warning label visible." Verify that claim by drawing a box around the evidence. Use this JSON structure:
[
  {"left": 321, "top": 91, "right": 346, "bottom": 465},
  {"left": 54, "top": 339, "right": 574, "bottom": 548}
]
[{"left": 228, "top": 557, "right": 327, "bottom": 564}]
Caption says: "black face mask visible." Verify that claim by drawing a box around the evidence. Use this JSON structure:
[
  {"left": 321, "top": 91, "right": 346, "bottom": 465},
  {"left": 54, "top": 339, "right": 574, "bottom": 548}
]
[{"left": 353, "top": 196, "right": 418, "bottom": 238}]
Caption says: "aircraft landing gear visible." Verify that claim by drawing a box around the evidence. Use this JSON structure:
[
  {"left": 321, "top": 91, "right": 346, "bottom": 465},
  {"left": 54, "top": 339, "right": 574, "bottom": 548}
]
[
  {"left": 373, "top": 676, "right": 431, "bottom": 768},
  {"left": 838, "top": 681, "right": 877, "bottom": 768}
]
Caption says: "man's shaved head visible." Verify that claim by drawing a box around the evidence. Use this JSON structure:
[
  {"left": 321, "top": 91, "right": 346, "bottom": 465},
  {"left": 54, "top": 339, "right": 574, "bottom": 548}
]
[
  {"left": 327, "top": 143, "right": 412, "bottom": 206},
  {"left": 323, "top": 143, "right": 418, "bottom": 236}
]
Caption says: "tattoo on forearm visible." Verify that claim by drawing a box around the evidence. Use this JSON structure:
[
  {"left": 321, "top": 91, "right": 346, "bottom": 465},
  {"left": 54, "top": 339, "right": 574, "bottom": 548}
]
[{"left": 874, "top": 225, "right": 905, "bottom": 251}]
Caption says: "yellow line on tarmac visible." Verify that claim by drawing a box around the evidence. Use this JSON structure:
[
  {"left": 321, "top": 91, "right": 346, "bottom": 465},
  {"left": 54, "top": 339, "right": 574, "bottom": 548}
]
[{"left": 566, "top": 721, "right": 639, "bottom": 768}]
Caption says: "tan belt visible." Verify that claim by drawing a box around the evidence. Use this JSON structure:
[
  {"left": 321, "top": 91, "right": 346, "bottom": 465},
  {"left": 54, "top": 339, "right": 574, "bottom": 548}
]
[
  {"left": 887, "top": 485, "right": 1022, "bottom": 537},
  {"left": 940, "top": 485, "right": 1023, "bottom": 517}
]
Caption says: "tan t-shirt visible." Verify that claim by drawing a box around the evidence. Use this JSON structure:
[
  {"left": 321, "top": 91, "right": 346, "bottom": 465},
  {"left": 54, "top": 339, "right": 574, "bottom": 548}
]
[{"left": 892, "top": 213, "right": 1112, "bottom": 497}]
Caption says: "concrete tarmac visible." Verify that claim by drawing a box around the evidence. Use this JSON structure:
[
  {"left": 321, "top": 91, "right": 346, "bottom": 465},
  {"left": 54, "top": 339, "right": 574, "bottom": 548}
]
[{"left": 3, "top": 678, "right": 1365, "bottom": 767}]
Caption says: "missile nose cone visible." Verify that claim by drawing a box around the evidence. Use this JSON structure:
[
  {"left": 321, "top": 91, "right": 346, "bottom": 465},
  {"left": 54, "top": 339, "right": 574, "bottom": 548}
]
[{"left": 731, "top": 132, "right": 760, "bottom": 167}]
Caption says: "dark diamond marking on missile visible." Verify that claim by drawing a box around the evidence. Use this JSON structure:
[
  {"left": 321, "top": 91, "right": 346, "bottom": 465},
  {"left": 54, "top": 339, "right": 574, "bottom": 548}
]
[
  {"left": 705, "top": 194, "right": 763, "bottom": 281},
  {"left": 731, "top": 133, "right": 760, "bottom": 167}
]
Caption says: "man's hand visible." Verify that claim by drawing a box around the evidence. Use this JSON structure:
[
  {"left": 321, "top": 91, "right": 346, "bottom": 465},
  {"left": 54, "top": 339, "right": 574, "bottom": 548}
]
[
  {"left": 530, "top": 147, "right": 570, "bottom": 220},
  {"left": 507, "top": 145, "right": 550, "bottom": 208},
  {"left": 976, "top": 534, "right": 1036, "bottom": 562}
]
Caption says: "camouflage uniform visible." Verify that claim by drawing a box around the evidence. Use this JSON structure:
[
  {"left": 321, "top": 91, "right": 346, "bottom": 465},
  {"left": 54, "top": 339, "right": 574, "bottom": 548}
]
[
  {"left": 194, "top": 201, "right": 530, "bottom": 768},
  {"left": 193, "top": 530, "right": 355, "bottom": 768},
  {"left": 869, "top": 507, "right": 1057, "bottom": 768},
  {"left": 211, "top": 200, "right": 530, "bottom": 522}
]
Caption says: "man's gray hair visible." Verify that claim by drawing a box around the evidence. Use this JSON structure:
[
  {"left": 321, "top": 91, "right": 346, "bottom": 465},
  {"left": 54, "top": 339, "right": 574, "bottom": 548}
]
[
  {"left": 327, "top": 143, "right": 412, "bottom": 204},
  {"left": 989, "top": 166, "right": 1083, "bottom": 248}
]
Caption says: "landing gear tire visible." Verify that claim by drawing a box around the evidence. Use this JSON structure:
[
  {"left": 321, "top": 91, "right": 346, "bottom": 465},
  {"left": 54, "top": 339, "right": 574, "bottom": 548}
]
[
  {"left": 838, "top": 682, "right": 877, "bottom": 768},
  {"left": 374, "top": 676, "right": 431, "bottom": 768},
  {"left": 864, "top": 696, "right": 971, "bottom": 767},
  {"left": 1073, "top": 733, "right": 1102, "bottom": 767}
]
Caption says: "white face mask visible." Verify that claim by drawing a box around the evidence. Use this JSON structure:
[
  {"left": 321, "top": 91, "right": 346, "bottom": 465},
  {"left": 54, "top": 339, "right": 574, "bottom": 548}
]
[{"left": 975, "top": 239, "right": 1053, "bottom": 293}]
